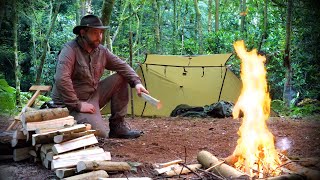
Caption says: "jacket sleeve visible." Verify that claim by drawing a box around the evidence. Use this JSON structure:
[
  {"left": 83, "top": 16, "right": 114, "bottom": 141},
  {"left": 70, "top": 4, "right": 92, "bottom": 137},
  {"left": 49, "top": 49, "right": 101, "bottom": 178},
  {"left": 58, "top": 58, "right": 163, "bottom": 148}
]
[
  {"left": 54, "top": 44, "right": 82, "bottom": 111},
  {"left": 104, "top": 48, "right": 141, "bottom": 88}
]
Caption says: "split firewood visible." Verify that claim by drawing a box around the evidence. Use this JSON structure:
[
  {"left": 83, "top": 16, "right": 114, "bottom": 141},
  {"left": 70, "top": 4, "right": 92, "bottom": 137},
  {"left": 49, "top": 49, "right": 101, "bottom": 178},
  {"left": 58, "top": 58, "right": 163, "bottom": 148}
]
[
  {"left": 13, "top": 146, "right": 33, "bottom": 161},
  {"left": 43, "top": 158, "right": 51, "bottom": 169},
  {"left": 52, "top": 151, "right": 111, "bottom": 170},
  {"left": 28, "top": 149, "right": 37, "bottom": 157},
  {"left": 40, "top": 152, "right": 46, "bottom": 161},
  {"left": 25, "top": 116, "right": 75, "bottom": 131},
  {"left": 32, "top": 124, "right": 88, "bottom": 146},
  {"left": 164, "top": 164, "right": 202, "bottom": 177},
  {"left": 52, "top": 134, "right": 98, "bottom": 154},
  {"left": 35, "top": 128, "right": 64, "bottom": 134},
  {"left": 40, "top": 144, "right": 54, "bottom": 154},
  {"left": 13, "top": 129, "right": 27, "bottom": 140},
  {"left": 157, "top": 159, "right": 183, "bottom": 168},
  {"left": 279, "top": 153, "right": 320, "bottom": 180},
  {"left": 154, "top": 164, "right": 180, "bottom": 175},
  {"left": 52, "top": 147, "right": 101, "bottom": 160},
  {"left": 51, "top": 147, "right": 110, "bottom": 170},
  {"left": 63, "top": 170, "right": 108, "bottom": 180},
  {"left": 11, "top": 138, "right": 31, "bottom": 148},
  {"left": 53, "top": 130, "right": 96, "bottom": 144},
  {"left": 46, "top": 151, "right": 54, "bottom": 161},
  {"left": 21, "top": 107, "right": 69, "bottom": 123},
  {"left": 77, "top": 161, "right": 131, "bottom": 173},
  {"left": 197, "top": 150, "right": 250, "bottom": 179},
  {"left": 55, "top": 168, "right": 77, "bottom": 179}
]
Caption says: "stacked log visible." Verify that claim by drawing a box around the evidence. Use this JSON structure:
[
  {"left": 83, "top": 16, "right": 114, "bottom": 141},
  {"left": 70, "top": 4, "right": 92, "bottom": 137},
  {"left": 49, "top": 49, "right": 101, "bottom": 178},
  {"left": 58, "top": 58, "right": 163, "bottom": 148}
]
[{"left": 4, "top": 107, "right": 141, "bottom": 179}]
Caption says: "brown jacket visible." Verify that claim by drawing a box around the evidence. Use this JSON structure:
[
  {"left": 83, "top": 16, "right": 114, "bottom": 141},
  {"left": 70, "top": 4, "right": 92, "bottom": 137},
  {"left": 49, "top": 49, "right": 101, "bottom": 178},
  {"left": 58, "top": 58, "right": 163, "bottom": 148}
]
[{"left": 51, "top": 37, "right": 141, "bottom": 111}]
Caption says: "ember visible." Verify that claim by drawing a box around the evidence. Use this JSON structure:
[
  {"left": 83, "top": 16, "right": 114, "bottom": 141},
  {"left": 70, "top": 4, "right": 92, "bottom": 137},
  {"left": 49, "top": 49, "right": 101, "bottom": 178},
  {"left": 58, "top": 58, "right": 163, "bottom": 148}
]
[{"left": 232, "top": 40, "right": 281, "bottom": 178}]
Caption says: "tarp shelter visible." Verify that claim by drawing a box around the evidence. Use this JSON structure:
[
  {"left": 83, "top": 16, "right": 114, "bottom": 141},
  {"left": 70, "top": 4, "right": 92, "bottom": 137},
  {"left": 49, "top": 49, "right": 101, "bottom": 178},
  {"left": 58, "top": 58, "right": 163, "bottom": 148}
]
[{"left": 101, "top": 54, "right": 242, "bottom": 117}]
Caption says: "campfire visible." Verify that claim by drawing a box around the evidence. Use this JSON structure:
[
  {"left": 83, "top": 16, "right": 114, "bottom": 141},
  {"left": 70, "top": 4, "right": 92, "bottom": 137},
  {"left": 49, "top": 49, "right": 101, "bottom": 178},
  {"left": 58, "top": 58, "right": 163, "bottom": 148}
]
[{"left": 231, "top": 40, "right": 281, "bottom": 178}]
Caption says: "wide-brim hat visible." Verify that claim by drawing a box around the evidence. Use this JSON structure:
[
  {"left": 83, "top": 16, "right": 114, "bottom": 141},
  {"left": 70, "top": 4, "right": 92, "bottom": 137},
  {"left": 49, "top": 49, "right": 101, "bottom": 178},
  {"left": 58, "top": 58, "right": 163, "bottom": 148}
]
[{"left": 73, "top": 15, "right": 109, "bottom": 34}]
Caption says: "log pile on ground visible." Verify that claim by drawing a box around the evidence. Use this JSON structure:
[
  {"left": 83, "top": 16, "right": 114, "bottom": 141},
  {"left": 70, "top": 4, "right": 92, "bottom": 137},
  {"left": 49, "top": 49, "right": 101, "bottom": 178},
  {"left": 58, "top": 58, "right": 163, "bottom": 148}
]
[
  {"left": 3, "top": 108, "right": 151, "bottom": 179},
  {"left": 152, "top": 151, "right": 320, "bottom": 179}
]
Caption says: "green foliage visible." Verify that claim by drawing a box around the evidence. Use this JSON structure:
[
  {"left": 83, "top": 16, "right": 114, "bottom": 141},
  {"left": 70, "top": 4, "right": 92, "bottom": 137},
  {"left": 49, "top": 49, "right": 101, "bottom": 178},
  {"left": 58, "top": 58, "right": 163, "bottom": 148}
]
[
  {"left": 0, "top": 79, "right": 16, "bottom": 115},
  {"left": 1, "top": 0, "right": 319, "bottom": 118},
  {"left": 271, "top": 99, "right": 320, "bottom": 118}
]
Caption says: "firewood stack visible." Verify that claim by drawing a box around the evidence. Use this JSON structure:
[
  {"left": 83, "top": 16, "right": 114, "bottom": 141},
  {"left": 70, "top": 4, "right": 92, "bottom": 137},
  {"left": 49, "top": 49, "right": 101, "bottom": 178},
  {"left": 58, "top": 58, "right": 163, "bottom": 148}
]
[{"left": 6, "top": 107, "right": 141, "bottom": 179}]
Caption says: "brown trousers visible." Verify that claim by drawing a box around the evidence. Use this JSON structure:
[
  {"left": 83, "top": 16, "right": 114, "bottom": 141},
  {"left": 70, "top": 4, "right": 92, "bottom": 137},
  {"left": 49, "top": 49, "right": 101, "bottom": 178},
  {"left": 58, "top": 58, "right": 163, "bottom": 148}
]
[{"left": 70, "top": 73, "right": 129, "bottom": 138}]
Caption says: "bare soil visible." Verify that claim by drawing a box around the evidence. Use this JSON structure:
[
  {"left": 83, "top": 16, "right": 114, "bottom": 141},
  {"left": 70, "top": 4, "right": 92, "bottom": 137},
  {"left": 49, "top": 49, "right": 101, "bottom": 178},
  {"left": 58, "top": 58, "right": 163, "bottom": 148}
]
[{"left": 0, "top": 115, "right": 319, "bottom": 180}]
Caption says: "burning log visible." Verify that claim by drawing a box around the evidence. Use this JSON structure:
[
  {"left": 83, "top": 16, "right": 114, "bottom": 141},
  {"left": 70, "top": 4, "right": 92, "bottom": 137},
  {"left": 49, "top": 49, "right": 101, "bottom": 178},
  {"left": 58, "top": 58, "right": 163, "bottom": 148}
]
[
  {"left": 77, "top": 161, "right": 131, "bottom": 173},
  {"left": 197, "top": 150, "right": 250, "bottom": 179}
]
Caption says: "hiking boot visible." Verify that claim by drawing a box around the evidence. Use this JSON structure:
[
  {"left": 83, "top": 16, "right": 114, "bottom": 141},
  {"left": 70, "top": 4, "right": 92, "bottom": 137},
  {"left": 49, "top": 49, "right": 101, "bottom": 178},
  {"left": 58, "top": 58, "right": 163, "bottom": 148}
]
[{"left": 109, "top": 121, "right": 143, "bottom": 139}]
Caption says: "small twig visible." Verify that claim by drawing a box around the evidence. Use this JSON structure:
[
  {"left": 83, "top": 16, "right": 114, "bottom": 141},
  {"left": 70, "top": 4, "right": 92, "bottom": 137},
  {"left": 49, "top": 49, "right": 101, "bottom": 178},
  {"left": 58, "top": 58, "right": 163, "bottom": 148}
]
[{"left": 178, "top": 163, "right": 202, "bottom": 179}]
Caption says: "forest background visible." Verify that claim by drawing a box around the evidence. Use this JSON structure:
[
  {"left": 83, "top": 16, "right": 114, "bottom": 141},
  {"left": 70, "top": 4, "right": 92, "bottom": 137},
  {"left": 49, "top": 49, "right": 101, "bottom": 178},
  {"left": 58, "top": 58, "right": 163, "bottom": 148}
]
[{"left": 0, "top": 0, "right": 319, "bottom": 117}]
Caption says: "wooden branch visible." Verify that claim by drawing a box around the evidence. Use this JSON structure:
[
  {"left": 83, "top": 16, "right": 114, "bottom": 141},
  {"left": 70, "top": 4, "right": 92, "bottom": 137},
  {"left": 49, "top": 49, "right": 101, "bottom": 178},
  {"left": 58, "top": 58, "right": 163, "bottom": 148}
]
[
  {"left": 25, "top": 116, "right": 75, "bottom": 131},
  {"left": 77, "top": 161, "right": 131, "bottom": 173},
  {"left": 53, "top": 130, "right": 96, "bottom": 144},
  {"left": 13, "top": 146, "right": 33, "bottom": 161},
  {"left": 280, "top": 153, "right": 320, "bottom": 180},
  {"left": 52, "top": 134, "right": 98, "bottom": 154},
  {"left": 197, "top": 150, "right": 249, "bottom": 179},
  {"left": 164, "top": 164, "right": 202, "bottom": 177},
  {"left": 51, "top": 151, "right": 111, "bottom": 170},
  {"left": 63, "top": 170, "right": 108, "bottom": 180},
  {"left": 55, "top": 168, "right": 77, "bottom": 179},
  {"left": 32, "top": 124, "right": 88, "bottom": 146},
  {"left": 158, "top": 159, "right": 183, "bottom": 168},
  {"left": 21, "top": 107, "right": 69, "bottom": 123}
]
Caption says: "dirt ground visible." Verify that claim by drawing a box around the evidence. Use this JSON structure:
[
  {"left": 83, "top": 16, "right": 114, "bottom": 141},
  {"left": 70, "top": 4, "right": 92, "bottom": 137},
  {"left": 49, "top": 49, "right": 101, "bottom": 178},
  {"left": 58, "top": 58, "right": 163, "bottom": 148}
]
[{"left": 0, "top": 115, "right": 319, "bottom": 180}]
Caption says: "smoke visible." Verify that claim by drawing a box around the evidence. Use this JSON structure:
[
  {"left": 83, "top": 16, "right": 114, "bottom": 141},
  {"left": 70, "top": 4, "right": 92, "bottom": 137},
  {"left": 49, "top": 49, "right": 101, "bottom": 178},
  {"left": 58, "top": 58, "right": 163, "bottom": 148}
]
[{"left": 276, "top": 137, "right": 292, "bottom": 151}]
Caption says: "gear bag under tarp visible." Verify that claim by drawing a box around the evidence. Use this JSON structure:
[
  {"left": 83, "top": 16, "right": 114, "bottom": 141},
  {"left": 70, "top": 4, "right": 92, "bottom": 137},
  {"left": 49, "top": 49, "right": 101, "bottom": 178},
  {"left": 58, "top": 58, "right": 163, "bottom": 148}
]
[{"left": 170, "top": 101, "right": 234, "bottom": 118}]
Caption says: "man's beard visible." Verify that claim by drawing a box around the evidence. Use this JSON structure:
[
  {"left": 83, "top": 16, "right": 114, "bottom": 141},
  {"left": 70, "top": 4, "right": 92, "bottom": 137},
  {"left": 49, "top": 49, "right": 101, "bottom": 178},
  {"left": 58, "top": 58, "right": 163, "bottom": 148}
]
[{"left": 83, "top": 35, "right": 100, "bottom": 49}]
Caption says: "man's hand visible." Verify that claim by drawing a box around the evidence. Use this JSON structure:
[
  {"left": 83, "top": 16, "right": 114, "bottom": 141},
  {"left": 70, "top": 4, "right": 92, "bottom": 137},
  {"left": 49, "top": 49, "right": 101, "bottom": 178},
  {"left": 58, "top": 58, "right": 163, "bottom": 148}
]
[
  {"left": 80, "top": 102, "right": 96, "bottom": 113},
  {"left": 135, "top": 83, "right": 149, "bottom": 97}
]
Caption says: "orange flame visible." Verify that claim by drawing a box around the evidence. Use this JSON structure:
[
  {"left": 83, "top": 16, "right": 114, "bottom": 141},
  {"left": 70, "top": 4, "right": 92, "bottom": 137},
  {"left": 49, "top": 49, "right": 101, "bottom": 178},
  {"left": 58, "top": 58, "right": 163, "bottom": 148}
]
[{"left": 232, "top": 40, "right": 281, "bottom": 178}]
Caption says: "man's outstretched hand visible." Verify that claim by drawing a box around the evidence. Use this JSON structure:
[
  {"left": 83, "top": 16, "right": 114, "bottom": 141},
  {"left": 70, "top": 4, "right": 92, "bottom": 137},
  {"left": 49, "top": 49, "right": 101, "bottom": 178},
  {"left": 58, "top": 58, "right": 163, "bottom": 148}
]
[
  {"left": 135, "top": 83, "right": 149, "bottom": 96},
  {"left": 80, "top": 102, "right": 96, "bottom": 113}
]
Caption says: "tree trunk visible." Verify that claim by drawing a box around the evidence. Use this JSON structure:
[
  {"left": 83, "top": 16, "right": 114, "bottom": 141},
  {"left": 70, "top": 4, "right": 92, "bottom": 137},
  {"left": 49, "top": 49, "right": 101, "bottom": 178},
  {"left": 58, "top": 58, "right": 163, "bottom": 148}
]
[
  {"left": 35, "top": 0, "right": 61, "bottom": 84},
  {"left": 240, "top": 0, "right": 246, "bottom": 36},
  {"left": 194, "top": 0, "right": 203, "bottom": 54},
  {"left": 153, "top": 0, "right": 160, "bottom": 53},
  {"left": 13, "top": 0, "right": 21, "bottom": 107},
  {"left": 215, "top": 0, "right": 219, "bottom": 31},
  {"left": 101, "top": 0, "right": 115, "bottom": 49},
  {"left": 111, "top": 1, "right": 129, "bottom": 49},
  {"left": 75, "top": 0, "right": 80, "bottom": 25},
  {"left": 172, "top": 0, "right": 177, "bottom": 54},
  {"left": 208, "top": 0, "right": 212, "bottom": 33},
  {"left": 0, "top": 0, "right": 5, "bottom": 30},
  {"left": 80, "top": 0, "right": 86, "bottom": 17},
  {"left": 258, "top": 0, "right": 268, "bottom": 52},
  {"left": 283, "top": 0, "right": 293, "bottom": 106}
]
